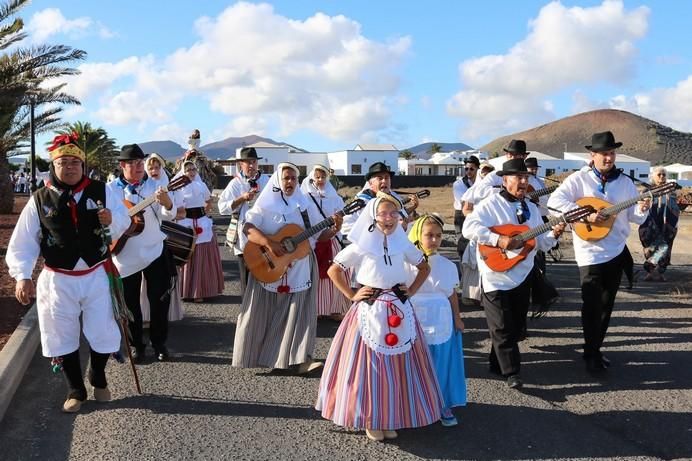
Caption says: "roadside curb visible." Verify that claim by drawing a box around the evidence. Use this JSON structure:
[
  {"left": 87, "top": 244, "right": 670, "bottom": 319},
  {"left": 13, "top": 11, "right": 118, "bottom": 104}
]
[{"left": 0, "top": 304, "right": 39, "bottom": 423}]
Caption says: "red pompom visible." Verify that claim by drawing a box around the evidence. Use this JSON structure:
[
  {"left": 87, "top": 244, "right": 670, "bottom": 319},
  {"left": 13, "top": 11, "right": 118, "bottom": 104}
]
[
  {"left": 277, "top": 285, "right": 290, "bottom": 293},
  {"left": 387, "top": 314, "right": 401, "bottom": 328},
  {"left": 195, "top": 227, "right": 203, "bottom": 235},
  {"left": 385, "top": 333, "right": 399, "bottom": 346}
]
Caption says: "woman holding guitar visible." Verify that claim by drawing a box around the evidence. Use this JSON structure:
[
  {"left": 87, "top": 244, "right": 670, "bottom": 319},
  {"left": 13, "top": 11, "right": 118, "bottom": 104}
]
[
  {"left": 232, "top": 163, "right": 342, "bottom": 374},
  {"left": 548, "top": 131, "right": 650, "bottom": 374}
]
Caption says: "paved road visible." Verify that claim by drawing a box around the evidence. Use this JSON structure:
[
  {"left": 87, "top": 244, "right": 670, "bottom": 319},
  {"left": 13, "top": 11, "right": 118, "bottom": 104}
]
[{"left": 1, "top": 221, "right": 691, "bottom": 460}]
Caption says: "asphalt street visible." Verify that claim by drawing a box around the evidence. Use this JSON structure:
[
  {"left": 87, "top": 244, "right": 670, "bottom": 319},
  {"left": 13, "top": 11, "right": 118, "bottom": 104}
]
[{"left": 1, "top": 221, "right": 691, "bottom": 461}]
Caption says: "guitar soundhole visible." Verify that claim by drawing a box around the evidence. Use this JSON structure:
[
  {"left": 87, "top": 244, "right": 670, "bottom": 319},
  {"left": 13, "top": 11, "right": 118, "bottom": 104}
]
[{"left": 282, "top": 239, "right": 295, "bottom": 253}]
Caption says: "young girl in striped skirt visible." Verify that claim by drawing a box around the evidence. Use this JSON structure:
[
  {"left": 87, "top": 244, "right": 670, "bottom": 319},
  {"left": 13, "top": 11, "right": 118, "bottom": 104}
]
[
  {"left": 316, "top": 192, "right": 444, "bottom": 441},
  {"left": 407, "top": 214, "right": 467, "bottom": 426}
]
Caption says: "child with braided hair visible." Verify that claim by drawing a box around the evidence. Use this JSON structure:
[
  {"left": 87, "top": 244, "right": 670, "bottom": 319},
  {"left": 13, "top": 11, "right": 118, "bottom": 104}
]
[{"left": 407, "top": 214, "right": 467, "bottom": 426}]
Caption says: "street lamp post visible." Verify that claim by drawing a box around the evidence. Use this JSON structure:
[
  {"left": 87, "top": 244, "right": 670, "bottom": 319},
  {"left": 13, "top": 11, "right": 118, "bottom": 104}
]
[{"left": 29, "top": 97, "right": 37, "bottom": 193}]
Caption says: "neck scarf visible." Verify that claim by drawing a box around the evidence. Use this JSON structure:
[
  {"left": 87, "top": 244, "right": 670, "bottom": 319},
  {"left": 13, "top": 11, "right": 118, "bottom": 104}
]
[
  {"left": 47, "top": 166, "right": 91, "bottom": 227},
  {"left": 500, "top": 189, "right": 531, "bottom": 224},
  {"left": 591, "top": 165, "right": 620, "bottom": 194}
]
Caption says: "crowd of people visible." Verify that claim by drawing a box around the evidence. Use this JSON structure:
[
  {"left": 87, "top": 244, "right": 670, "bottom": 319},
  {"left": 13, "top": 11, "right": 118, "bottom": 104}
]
[{"left": 5, "top": 128, "right": 681, "bottom": 442}]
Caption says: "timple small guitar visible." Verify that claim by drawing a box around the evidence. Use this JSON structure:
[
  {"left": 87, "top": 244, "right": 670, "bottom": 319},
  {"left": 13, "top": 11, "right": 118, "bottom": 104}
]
[
  {"left": 244, "top": 199, "right": 365, "bottom": 283},
  {"left": 110, "top": 175, "right": 191, "bottom": 255},
  {"left": 478, "top": 206, "right": 594, "bottom": 272},
  {"left": 573, "top": 182, "right": 676, "bottom": 241}
]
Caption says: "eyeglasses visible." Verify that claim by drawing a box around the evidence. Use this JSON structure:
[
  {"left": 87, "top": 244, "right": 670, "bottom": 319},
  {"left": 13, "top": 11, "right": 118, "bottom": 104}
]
[
  {"left": 656, "top": 173, "right": 666, "bottom": 177},
  {"left": 376, "top": 211, "right": 401, "bottom": 219},
  {"left": 464, "top": 167, "right": 477, "bottom": 171},
  {"left": 54, "top": 160, "right": 82, "bottom": 168}
]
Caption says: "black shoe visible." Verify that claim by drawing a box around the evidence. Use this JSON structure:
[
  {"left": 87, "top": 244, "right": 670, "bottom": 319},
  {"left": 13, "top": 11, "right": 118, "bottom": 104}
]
[
  {"left": 154, "top": 345, "right": 169, "bottom": 362},
  {"left": 506, "top": 374, "right": 523, "bottom": 389},
  {"left": 585, "top": 357, "right": 607, "bottom": 374},
  {"left": 131, "top": 346, "right": 145, "bottom": 364},
  {"left": 489, "top": 362, "right": 502, "bottom": 376}
]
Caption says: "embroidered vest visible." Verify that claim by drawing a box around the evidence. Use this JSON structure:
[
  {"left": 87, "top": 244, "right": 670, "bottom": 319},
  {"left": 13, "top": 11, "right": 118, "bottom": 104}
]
[{"left": 35, "top": 181, "right": 108, "bottom": 269}]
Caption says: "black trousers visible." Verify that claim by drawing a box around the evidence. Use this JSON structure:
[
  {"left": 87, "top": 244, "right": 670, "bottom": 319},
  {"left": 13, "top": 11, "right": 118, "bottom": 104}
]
[
  {"left": 481, "top": 277, "right": 531, "bottom": 376},
  {"left": 122, "top": 250, "right": 172, "bottom": 350},
  {"left": 578, "top": 250, "right": 626, "bottom": 359}
]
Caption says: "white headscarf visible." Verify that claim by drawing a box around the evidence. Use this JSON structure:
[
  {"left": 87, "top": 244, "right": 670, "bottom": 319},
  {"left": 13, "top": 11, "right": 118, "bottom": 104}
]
[
  {"left": 347, "top": 192, "right": 410, "bottom": 257},
  {"left": 253, "top": 162, "right": 310, "bottom": 215}
]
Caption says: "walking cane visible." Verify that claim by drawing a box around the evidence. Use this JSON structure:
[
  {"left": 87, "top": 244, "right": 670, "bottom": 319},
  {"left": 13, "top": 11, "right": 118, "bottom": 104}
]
[{"left": 96, "top": 201, "right": 142, "bottom": 394}]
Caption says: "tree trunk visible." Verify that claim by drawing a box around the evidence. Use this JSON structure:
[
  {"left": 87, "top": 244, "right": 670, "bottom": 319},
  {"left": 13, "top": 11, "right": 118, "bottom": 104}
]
[{"left": 0, "top": 157, "right": 16, "bottom": 214}]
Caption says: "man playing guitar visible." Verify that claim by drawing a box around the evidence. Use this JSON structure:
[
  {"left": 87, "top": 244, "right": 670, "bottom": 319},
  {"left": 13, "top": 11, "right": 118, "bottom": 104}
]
[
  {"left": 548, "top": 131, "right": 650, "bottom": 374},
  {"left": 107, "top": 144, "right": 177, "bottom": 363},
  {"left": 218, "top": 147, "right": 269, "bottom": 293}
]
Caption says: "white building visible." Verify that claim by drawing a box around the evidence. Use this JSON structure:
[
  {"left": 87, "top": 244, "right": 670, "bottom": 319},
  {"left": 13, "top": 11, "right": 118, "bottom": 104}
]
[
  {"left": 489, "top": 152, "right": 584, "bottom": 178},
  {"left": 564, "top": 152, "right": 650, "bottom": 181},
  {"left": 223, "top": 142, "right": 399, "bottom": 177},
  {"left": 398, "top": 150, "right": 488, "bottom": 176}
]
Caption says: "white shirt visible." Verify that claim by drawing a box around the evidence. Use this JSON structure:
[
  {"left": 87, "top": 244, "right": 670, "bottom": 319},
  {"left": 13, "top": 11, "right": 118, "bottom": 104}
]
[
  {"left": 465, "top": 170, "right": 546, "bottom": 210},
  {"left": 334, "top": 240, "right": 424, "bottom": 289},
  {"left": 6, "top": 184, "right": 130, "bottom": 280},
  {"left": 217, "top": 174, "right": 269, "bottom": 255},
  {"left": 462, "top": 192, "right": 557, "bottom": 292},
  {"left": 453, "top": 177, "right": 474, "bottom": 210},
  {"left": 244, "top": 202, "right": 323, "bottom": 293},
  {"left": 175, "top": 180, "right": 213, "bottom": 244},
  {"left": 106, "top": 178, "right": 177, "bottom": 278},
  {"left": 547, "top": 168, "right": 648, "bottom": 267}
]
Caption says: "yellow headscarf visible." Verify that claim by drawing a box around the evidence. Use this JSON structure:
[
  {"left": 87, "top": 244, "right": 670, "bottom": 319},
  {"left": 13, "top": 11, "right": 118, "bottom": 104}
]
[{"left": 408, "top": 214, "right": 444, "bottom": 257}]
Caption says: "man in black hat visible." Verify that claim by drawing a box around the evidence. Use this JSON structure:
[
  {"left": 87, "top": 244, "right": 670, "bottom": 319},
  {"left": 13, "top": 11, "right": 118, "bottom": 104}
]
[
  {"left": 107, "top": 143, "right": 178, "bottom": 362},
  {"left": 462, "top": 140, "right": 544, "bottom": 216},
  {"left": 342, "top": 161, "right": 419, "bottom": 237},
  {"left": 218, "top": 147, "right": 270, "bottom": 292},
  {"left": 463, "top": 158, "right": 565, "bottom": 389},
  {"left": 548, "top": 131, "right": 650, "bottom": 374},
  {"left": 453, "top": 155, "right": 480, "bottom": 257}
]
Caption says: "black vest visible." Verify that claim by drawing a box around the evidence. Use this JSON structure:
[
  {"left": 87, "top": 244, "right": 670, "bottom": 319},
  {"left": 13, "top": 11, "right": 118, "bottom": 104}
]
[{"left": 35, "top": 180, "right": 108, "bottom": 270}]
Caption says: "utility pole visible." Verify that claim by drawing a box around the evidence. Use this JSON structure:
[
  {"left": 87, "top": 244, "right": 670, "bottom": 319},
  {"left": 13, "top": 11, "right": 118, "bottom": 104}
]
[{"left": 29, "top": 97, "right": 37, "bottom": 192}]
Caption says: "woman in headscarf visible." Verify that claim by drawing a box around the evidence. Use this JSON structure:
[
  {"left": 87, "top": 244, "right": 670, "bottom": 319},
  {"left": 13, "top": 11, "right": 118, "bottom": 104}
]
[
  {"left": 232, "top": 163, "right": 342, "bottom": 374},
  {"left": 300, "top": 165, "right": 349, "bottom": 321},
  {"left": 175, "top": 160, "right": 224, "bottom": 301},
  {"left": 145, "top": 153, "right": 169, "bottom": 187},
  {"left": 316, "top": 192, "right": 444, "bottom": 442},
  {"left": 639, "top": 167, "right": 680, "bottom": 281}
]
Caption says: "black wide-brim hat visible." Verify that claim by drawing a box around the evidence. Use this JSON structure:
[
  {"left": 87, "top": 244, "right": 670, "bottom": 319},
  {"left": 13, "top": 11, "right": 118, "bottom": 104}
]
[
  {"left": 230, "top": 146, "right": 263, "bottom": 162},
  {"left": 524, "top": 157, "right": 539, "bottom": 168},
  {"left": 118, "top": 144, "right": 145, "bottom": 161},
  {"left": 496, "top": 158, "right": 530, "bottom": 176},
  {"left": 503, "top": 139, "right": 529, "bottom": 155},
  {"left": 585, "top": 131, "right": 622, "bottom": 152},
  {"left": 365, "top": 161, "right": 395, "bottom": 181}
]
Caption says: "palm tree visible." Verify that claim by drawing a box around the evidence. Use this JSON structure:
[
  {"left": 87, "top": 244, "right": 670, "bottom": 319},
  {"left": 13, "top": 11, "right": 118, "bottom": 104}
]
[
  {"left": 54, "top": 122, "right": 119, "bottom": 178},
  {"left": 428, "top": 143, "right": 442, "bottom": 155},
  {"left": 0, "top": 0, "right": 86, "bottom": 212},
  {"left": 398, "top": 149, "right": 416, "bottom": 160}
]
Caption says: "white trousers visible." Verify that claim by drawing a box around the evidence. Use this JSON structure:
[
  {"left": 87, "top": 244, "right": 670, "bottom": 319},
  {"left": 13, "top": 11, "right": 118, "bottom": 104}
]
[{"left": 36, "top": 266, "right": 121, "bottom": 357}]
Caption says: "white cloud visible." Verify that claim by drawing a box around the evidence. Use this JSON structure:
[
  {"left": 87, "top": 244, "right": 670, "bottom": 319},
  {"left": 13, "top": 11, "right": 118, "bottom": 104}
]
[
  {"left": 608, "top": 75, "right": 692, "bottom": 132},
  {"left": 27, "top": 8, "right": 113, "bottom": 43},
  {"left": 447, "top": 0, "right": 649, "bottom": 140},
  {"left": 225, "top": 116, "right": 268, "bottom": 137},
  {"left": 63, "top": 2, "right": 410, "bottom": 141}
]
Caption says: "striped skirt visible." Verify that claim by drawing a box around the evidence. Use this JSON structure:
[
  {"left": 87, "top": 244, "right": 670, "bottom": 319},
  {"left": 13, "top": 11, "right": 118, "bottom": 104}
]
[
  {"left": 316, "top": 239, "right": 350, "bottom": 316},
  {"left": 180, "top": 240, "right": 224, "bottom": 299},
  {"left": 315, "top": 302, "right": 444, "bottom": 430},
  {"left": 232, "top": 253, "right": 318, "bottom": 369}
]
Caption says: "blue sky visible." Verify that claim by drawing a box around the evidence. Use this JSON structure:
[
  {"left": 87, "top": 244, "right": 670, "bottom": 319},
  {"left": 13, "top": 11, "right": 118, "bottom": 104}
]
[{"left": 15, "top": 0, "right": 692, "bottom": 154}]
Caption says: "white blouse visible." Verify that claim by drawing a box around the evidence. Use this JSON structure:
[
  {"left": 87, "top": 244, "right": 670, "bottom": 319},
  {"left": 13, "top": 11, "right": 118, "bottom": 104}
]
[{"left": 175, "top": 180, "right": 213, "bottom": 244}]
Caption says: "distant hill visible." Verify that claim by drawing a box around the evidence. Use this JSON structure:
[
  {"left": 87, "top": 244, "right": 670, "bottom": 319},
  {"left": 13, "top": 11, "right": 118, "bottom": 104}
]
[
  {"left": 138, "top": 141, "right": 185, "bottom": 161},
  {"left": 405, "top": 142, "right": 474, "bottom": 159},
  {"left": 138, "top": 135, "right": 306, "bottom": 162},
  {"left": 480, "top": 109, "right": 692, "bottom": 165}
]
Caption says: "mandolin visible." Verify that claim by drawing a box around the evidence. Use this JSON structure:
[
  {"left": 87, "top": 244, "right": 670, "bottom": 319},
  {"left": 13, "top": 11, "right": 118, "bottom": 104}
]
[
  {"left": 110, "top": 175, "right": 191, "bottom": 255},
  {"left": 244, "top": 199, "right": 365, "bottom": 283},
  {"left": 478, "top": 206, "right": 594, "bottom": 272},
  {"left": 573, "top": 182, "right": 676, "bottom": 241}
]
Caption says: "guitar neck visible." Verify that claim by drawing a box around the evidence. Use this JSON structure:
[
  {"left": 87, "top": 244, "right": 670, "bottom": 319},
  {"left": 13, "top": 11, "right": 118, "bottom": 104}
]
[
  {"left": 527, "top": 184, "right": 558, "bottom": 201},
  {"left": 290, "top": 211, "right": 343, "bottom": 245},
  {"left": 517, "top": 215, "right": 562, "bottom": 241},
  {"left": 128, "top": 195, "right": 158, "bottom": 216},
  {"left": 601, "top": 189, "right": 660, "bottom": 217}
]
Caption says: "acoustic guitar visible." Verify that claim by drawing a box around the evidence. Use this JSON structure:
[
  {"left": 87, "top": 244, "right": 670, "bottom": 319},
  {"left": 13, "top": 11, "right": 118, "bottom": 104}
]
[
  {"left": 110, "top": 175, "right": 191, "bottom": 255},
  {"left": 527, "top": 184, "right": 558, "bottom": 202},
  {"left": 478, "top": 206, "right": 594, "bottom": 272},
  {"left": 573, "top": 182, "right": 676, "bottom": 241},
  {"left": 244, "top": 199, "right": 366, "bottom": 283}
]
